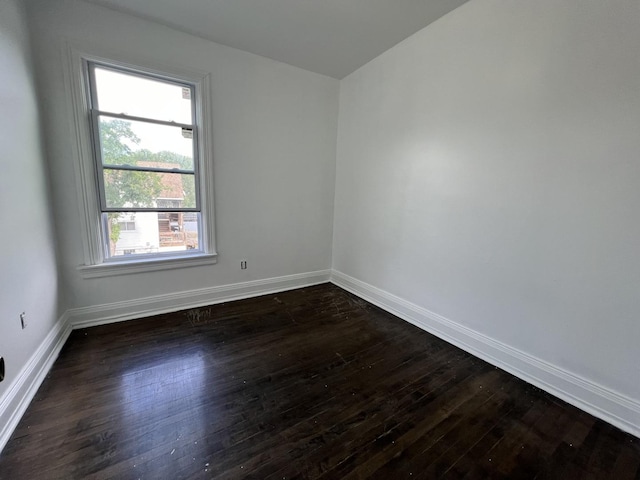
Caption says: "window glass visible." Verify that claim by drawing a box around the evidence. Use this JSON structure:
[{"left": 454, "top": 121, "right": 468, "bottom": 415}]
[
  {"left": 104, "top": 212, "right": 200, "bottom": 257},
  {"left": 94, "top": 67, "right": 192, "bottom": 124},
  {"left": 103, "top": 170, "right": 196, "bottom": 209},
  {"left": 98, "top": 116, "right": 194, "bottom": 170}
]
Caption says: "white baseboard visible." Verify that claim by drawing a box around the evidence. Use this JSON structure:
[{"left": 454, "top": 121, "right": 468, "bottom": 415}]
[
  {"left": 68, "top": 269, "right": 332, "bottom": 329},
  {"left": 330, "top": 269, "right": 640, "bottom": 438},
  {"left": 0, "top": 313, "right": 73, "bottom": 454}
]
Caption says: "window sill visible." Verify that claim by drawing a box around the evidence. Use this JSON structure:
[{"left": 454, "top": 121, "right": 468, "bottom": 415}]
[{"left": 78, "top": 252, "right": 217, "bottom": 279}]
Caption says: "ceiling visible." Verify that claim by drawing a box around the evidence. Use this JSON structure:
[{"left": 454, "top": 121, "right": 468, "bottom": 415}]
[{"left": 83, "top": 0, "right": 469, "bottom": 79}]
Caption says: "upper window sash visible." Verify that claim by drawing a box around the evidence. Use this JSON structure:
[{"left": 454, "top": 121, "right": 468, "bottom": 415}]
[
  {"left": 85, "top": 60, "right": 203, "bottom": 215},
  {"left": 87, "top": 63, "right": 195, "bottom": 125}
]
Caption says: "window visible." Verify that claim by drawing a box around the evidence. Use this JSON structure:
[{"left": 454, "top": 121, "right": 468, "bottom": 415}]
[
  {"left": 84, "top": 61, "right": 211, "bottom": 264},
  {"left": 118, "top": 220, "right": 136, "bottom": 231}
]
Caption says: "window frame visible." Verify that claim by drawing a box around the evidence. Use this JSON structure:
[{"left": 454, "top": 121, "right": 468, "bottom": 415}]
[
  {"left": 86, "top": 61, "right": 203, "bottom": 260},
  {"left": 66, "top": 45, "right": 217, "bottom": 278}
]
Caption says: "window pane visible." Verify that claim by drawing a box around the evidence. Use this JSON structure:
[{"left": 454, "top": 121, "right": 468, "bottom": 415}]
[
  {"left": 94, "top": 67, "right": 192, "bottom": 124},
  {"left": 105, "top": 212, "right": 200, "bottom": 257},
  {"left": 99, "top": 116, "right": 194, "bottom": 170},
  {"left": 104, "top": 169, "right": 196, "bottom": 209},
  {"left": 118, "top": 221, "right": 136, "bottom": 231}
]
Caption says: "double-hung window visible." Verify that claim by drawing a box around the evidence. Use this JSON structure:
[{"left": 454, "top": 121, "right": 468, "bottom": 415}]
[{"left": 85, "top": 61, "right": 209, "bottom": 262}]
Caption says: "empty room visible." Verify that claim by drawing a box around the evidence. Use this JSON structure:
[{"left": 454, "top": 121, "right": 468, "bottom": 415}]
[{"left": 1, "top": 0, "right": 639, "bottom": 478}]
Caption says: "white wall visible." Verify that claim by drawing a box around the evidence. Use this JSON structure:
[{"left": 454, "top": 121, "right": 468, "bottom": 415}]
[
  {"left": 0, "top": 0, "right": 60, "bottom": 399},
  {"left": 334, "top": 0, "right": 640, "bottom": 409},
  {"left": 27, "top": 0, "right": 339, "bottom": 309}
]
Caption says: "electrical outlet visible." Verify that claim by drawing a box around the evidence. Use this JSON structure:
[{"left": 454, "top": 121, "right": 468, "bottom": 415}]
[
  {"left": 240, "top": 260, "right": 247, "bottom": 270},
  {"left": 20, "top": 312, "right": 27, "bottom": 329}
]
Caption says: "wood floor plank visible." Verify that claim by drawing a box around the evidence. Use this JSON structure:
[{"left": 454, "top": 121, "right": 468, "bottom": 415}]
[{"left": 0, "top": 284, "right": 638, "bottom": 479}]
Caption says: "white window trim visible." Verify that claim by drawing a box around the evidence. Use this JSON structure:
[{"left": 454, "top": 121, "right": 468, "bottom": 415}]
[{"left": 64, "top": 43, "right": 217, "bottom": 278}]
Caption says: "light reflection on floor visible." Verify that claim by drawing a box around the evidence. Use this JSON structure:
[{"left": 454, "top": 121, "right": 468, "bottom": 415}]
[
  {"left": 109, "top": 352, "right": 215, "bottom": 478},
  {"left": 118, "top": 351, "right": 208, "bottom": 457},
  {"left": 121, "top": 352, "right": 205, "bottom": 410}
]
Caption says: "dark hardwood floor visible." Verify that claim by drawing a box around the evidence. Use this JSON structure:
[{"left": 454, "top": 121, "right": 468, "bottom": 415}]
[{"left": 1, "top": 283, "right": 638, "bottom": 479}]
